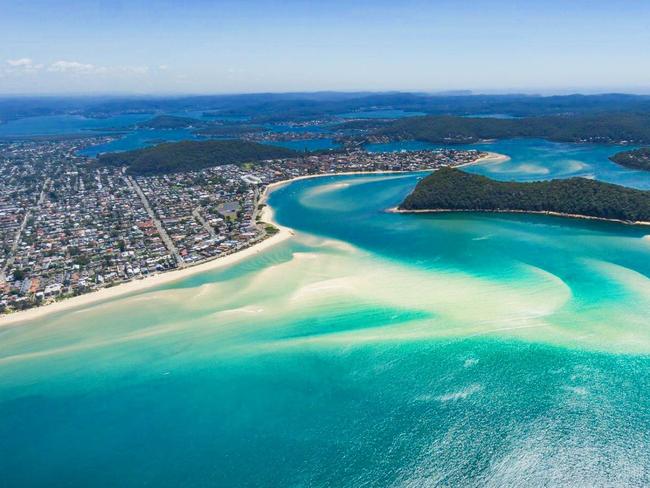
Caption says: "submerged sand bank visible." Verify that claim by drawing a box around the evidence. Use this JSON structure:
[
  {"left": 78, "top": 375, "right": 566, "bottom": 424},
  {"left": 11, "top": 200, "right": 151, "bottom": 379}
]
[
  {"left": 388, "top": 207, "right": 650, "bottom": 227},
  {"left": 468, "top": 151, "right": 511, "bottom": 166}
]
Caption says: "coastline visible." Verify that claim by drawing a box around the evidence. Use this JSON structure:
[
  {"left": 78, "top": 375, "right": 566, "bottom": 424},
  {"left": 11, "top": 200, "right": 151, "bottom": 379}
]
[
  {"left": 0, "top": 205, "right": 293, "bottom": 327},
  {"left": 459, "top": 151, "right": 510, "bottom": 167},
  {"left": 254, "top": 151, "right": 510, "bottom": 196},
  {"left": 0, "top": 151, "right": 503, "bottom": 325},
  {"left": 387, "top": 207, "right": 650, "bottom": 227}
]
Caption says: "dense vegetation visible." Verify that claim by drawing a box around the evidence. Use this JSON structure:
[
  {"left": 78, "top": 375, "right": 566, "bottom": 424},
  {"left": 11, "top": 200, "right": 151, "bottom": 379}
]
[
  {"left": 610, "top": 147, "right": 650, "bottom": 171},
  {"left": 399, "top": 167, "right": 650, "bottom": 222},
  {"left": 138, "top": 115, "right": 205, "bottom": 129},
  {"left": 195, "top": 124, "right": 263, "bottom": 137},
  {"left": 97, "top": 140, "right": 297, "bottom": 176},
  {"left": 332, "top": 119, "right": 394, "bottom": 130},
  {"left": 377, "top": 113, "right": 650, "bottom": 144}
]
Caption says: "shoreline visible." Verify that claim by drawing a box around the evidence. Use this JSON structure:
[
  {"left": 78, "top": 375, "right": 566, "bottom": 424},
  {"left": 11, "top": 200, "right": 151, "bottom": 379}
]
[
  {"left": 0, "top": 152, "right": 501, "bottom": 326},
  {"left": 387, "top": 207, "right": 650, "bottom": 227},
  {"left": 459, "top": 151, "right": 510, "bottom": 167},
  {"left": 0, "top": 209, "right": 294, "bottom": 327}
]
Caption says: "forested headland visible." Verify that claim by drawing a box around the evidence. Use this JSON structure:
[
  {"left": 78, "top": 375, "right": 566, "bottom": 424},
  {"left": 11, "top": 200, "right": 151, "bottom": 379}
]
[
  {"left": 376, "top": 113, "right": 650, "bottom": 145},
  {"left": 97, "top": 140, "right": 297, "bottom": 176},
  {"left": 399, "top": 167, "right": 650, "bottom": 223}
]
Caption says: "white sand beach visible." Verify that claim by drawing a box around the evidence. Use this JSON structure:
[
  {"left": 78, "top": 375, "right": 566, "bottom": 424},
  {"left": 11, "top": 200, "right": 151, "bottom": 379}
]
[{"left": 461, "top": 151, "right": 511, "bottom": 166}]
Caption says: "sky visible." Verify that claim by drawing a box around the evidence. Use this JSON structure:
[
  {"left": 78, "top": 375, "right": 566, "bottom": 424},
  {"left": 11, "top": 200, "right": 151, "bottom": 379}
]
[{"left": 1, "top": 0, "right": 650, "bottom": 95}]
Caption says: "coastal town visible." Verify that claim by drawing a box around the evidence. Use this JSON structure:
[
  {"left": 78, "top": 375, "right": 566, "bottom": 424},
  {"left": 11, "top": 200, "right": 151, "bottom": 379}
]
[{"left": 0, "top": 137, "right": 484, "bottom": 315}]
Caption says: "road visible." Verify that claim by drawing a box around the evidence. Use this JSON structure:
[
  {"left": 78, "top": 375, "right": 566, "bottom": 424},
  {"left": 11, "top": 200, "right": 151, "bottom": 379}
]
[
  {"left": 128, "top": 176, "right": 185, "bottom": 268},
  {"left": 1, "top": 178, "right": 50, "bottom": 281},
  {"left": 192, "top": 207, "right": 216, "bottom": 237}
]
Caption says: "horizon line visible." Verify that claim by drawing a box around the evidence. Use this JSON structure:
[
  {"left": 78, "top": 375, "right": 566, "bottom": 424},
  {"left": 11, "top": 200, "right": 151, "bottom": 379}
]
[{"left": 2, "top": 89, "right": 650, "bottom": 99}]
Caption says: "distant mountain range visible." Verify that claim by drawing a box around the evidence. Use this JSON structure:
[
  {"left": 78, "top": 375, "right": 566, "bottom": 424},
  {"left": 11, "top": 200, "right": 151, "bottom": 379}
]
[{"left": 4, "top": 92, "right": 650, "bottom": 124}]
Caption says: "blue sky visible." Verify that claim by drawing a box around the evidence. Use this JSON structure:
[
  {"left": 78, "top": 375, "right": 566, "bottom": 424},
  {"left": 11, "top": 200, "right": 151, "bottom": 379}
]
[{"left": 1, "top": 0, "right": 650, "bottom": 94}]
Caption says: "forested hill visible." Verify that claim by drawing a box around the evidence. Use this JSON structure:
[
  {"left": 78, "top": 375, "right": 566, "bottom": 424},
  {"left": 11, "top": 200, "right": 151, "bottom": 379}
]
[
  {"left": 610, "top": 147, "right": 650, "bottom": 171},
  {"left": 97, "top": 140, "right": 297, "bottom": 176},
  {"left": 399, "top": 167, "right": 650, "bottom": 223},
  {"left": 376, "top": 113, "right": 650, "bottom": 144},
  {"left": 138, "top": 115, "right": 205, "bottom": 129}
]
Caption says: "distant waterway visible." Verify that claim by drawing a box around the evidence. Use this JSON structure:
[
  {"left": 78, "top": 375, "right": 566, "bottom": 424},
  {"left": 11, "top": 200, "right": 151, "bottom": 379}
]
[
  {"left": 366, "top": 138, "right": 650, "bottom": 189},
  {"left": 0, "top": 113, "right": 152, "bottom": 138},
  {"left": 77, "top": 128, "right": 209, "bottom": 157},
  {"left": 0, "top": 112, "right": 241, "bottom": 156}
]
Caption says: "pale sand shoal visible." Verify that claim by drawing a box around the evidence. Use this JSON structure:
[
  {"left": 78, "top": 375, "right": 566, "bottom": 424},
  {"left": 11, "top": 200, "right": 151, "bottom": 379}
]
[
  {"left": 388, "top": 207, "right": 650, "bottom": 227},
  {"left": 459, "top": 151, "right": 511, "bottom": 167},
  {"left": 1, "top": 151, "right": 506, "bottom": 326}
]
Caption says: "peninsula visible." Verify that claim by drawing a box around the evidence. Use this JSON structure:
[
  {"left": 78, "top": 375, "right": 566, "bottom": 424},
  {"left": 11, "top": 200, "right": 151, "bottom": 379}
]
[
  {"left": 138, "top": 114, "right": 205, "bottom": 130},
  {"left": 398, "top": 167, "right": 650, "bottom": 224},
  {"left": 610, "top": 147, "right": 650, "bottom": 171}
]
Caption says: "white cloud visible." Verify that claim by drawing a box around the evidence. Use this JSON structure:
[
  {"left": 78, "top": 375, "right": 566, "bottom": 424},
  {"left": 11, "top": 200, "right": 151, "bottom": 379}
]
[
  {"left": 1, "top": 58, "right": 151, "bottom": 80},
  {"left": 48, "top": 60, "right": 97, "bottom": 73},
  {"left": 7, "top": 58, "right": 33, "bottom": 67},
  {"left": 5, "top": 58, "right": 43, "bottom": 73},
  {"left": 47, "top": 61, "right": 149, "bottom": 76}
]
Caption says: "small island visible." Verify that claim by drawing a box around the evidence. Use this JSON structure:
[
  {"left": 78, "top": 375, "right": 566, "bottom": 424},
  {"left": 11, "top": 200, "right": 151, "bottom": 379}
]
[
  {"left": 138, "top": 115, "right": 205, "bottom": 130},
  {"left": 398, "top": 167, "right": 650, "bottom": 224},
  {"left": 610, "top": 147, "right": 650, "bottom": 171},
  {"left": 97, "top": 139, "right": 297, "bottom": 175}
]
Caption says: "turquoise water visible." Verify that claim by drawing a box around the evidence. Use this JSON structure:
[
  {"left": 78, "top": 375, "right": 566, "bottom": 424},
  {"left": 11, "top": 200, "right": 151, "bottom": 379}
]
[
  {"left": 1, "top": 142, "right": 650, "bottom": 486},
  {"left": 366, "top": 138, "right": 650, "bottom": 190},
  {"left": 78, "top": 128, "right": 209, "bottom": 157}
]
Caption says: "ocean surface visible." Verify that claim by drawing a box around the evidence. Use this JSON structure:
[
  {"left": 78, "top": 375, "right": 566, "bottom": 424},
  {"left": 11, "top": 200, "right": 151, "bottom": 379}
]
[{"left": 1, "top": 141, "right": 650, "bottom": 486}]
